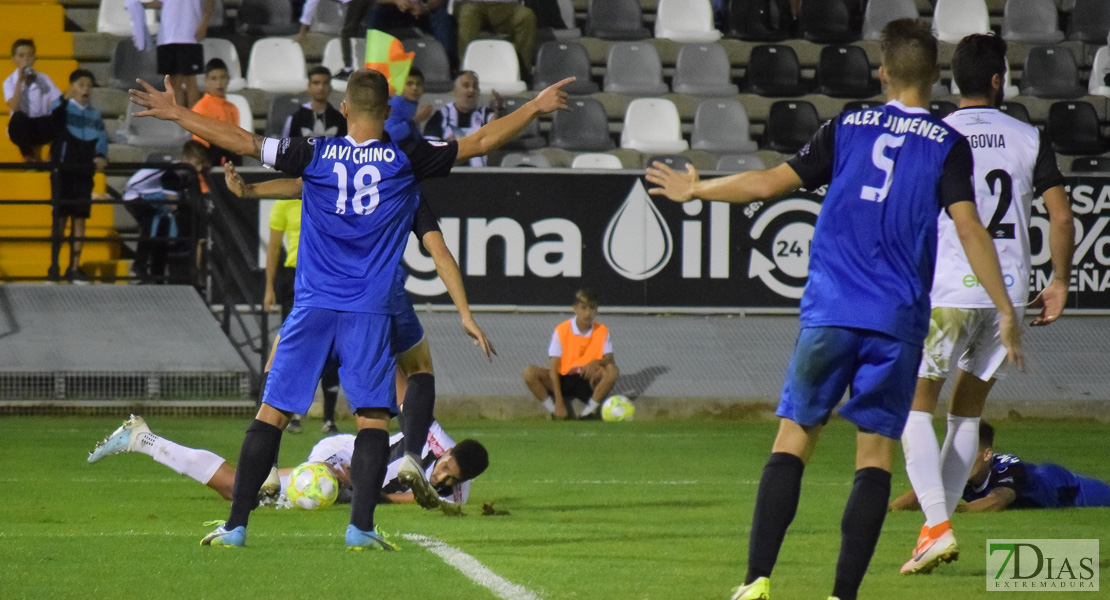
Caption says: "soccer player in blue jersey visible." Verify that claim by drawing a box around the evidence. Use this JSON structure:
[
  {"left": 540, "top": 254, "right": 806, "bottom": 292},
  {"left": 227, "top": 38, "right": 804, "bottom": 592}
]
[
  {"left": 647, "top": 19, "right": 1022, "bottom": 600},
  {"left": 129, "top": 70, "right": 572, "bottom": 549}
]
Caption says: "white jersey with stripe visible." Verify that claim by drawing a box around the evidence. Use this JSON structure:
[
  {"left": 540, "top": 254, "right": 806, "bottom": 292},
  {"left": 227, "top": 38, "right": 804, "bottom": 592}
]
[{"left": 930, "top": 107, "right": 1065, "bottom": 308}]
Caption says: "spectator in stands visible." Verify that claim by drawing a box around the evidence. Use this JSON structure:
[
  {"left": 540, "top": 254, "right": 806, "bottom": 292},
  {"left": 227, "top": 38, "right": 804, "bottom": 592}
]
[
  {"left": 455, "top": 0, "right": 537, "bottom": 75},
  {"left": 423, "top": 70, "right": 503, "bottom": 166},
  {"left": 48, "top": 69, "right": 108, "bottom": 283},
  {"left": 190, "top": 59, "right": 241, "bottom": 165},
  {"left": 366, "top": 0, "right": 458, "bottom": 70},
  {"left": 282, "top": 66, "right": 347, "bottom": 138},
  {"left": 122, "top": 140, "right": 210, "bottom": 283},
  {"left": 144, "top": 0, "right": 215, "bottom": 107},
  {"left": 4, "top": 39, "right": 61, "bottom": 162},
  {"left": 294, "top": 0, "right": 373, "bottom": 80},
  {"left": 522, "top": 289, "right": 619, "bottom": 420},
  {"left": 385, "top": 68, "right": 433, "bottom": 142}
]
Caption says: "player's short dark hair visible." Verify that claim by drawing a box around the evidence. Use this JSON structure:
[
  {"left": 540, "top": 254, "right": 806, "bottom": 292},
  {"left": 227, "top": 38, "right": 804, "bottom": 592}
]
[
  {"left": 307, "top": 65, "right": 332, "bottom": 80},
  {"left": 575, "top": 288, "right": 599, "bottom": 307},
  {"left": 979, "top": 420, "right": 995, "bottom": 448},
  {"left": 11, "top": 38, "right": 34, "bottom": 55},
  {"left": 879, "top": 18, "right": 938, "bottom": 89},
  {"left": 205, "top": 58, "right": 228, "bottom": 75},
  {"left": 69, "top": 68, "right": 95, "bottom": 85},
  {"left": 408, "top": 67, "right": 424, "bottom": 82},
  {"left": 451, "top": 439, "right": 489, "bottom": 481},
  {"left": 951, "top": 34, "right": 1007, "bottom": 102},
  {"left": 345, "top": 68, "right": 390, "bottom": 119},
  {"left": 181, "top": 140, "right": 209, "bottom": 164}
]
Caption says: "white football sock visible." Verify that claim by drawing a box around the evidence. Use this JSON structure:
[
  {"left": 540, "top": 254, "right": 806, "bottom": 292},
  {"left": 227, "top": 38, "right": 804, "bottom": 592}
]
[
  {"left": 540, "top": 397, "right": 555, "bottom": 414},
  {"left": 940, "top": 414, "right": 980, "bottom": 518},
  {"left": 902, "top": 410, "right": 948, "bottom": 528},
  {"left": 580, "top": 399, "right": 600, "bottom": 417},
  {"left": 135, "top": 432, "right": 225, "bottom": 485}
]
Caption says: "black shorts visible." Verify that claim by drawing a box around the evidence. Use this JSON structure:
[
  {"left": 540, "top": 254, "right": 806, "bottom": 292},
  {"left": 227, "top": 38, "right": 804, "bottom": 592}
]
[
  {"left": 52, "top": 172, "right": 94, "bottom": 219},
  {"left": 157, "top": 43, "right": 204, "bottom": 76},
  {"left": 559, "top": 373, "right": 595, "bottom": 403}
]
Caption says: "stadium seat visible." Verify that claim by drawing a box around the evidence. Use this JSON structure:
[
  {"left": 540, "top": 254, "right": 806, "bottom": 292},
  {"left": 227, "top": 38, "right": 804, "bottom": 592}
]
[
  {"left": 500, "top": 96, "right": 546, "bottom": 151},
  {"left": 763, "top": 100, "right": 820, "bottom": 154},
  {"left": 999, "top": 101, "right": 1032, "bottom": 124},
  {"left": 265, "top": 94, "right": 310, "bottom": 137},
  {"left": 98, "top": 0, "right": 157, "bottom": 36},
  {"left": 585, "top": 0, "right": 650, "bottom": 40},
  {"left": 741, "top": 45, "right": 807, "bottom": 97},
  {"left": 798, "top": 0, "right": 859, "bottom": 44},
  {"left": 727, "top": 0, "right": 791, "bottom": 42},
  {"left": 501, "top": 152, "right": 553, "bottom": 167},
  {"left": 402, "top": 38, "right": 454, "bottom": 94},
  {"left": 1069, "top": 156, "right": 1110, "bottom": 172},
  {"left": 200, "top": 38, "right": 246, "bottom": 92},
  {"left": 1046, "top": 101, "right": 1107, "bottom": 155},
  {"left": 1067, "top": 0, "right": 1110, "bottom": 43},
  {"left": 716, "top": 154, "right": 766, "bottom": 172},
  {"left": 108, "top": 39, "right": 159, "bottom": 91},
  {"left": 462, "top": 40, "right": 527, "bottom": 94},
  {"left": 546, "top": 0, "right": 581, "bottom": 40},
  {"left": 672, "top": 43, "right": 738, "bottom": 96},
  {"left": 1021, "top": 47, "right": 1085, "bottom": 99},
  {"left": 145, "top": 151, "right": 177, "bottom": 163},
  {"left": 532, "top": 42, "right": 599, "bottom": 94},
  {"left": 843, "top": 100, "right": 883, "bottom": 111},
  {"left": 646, "top": 154, "right": 692, "bottom": 170},
  {"left": 1089, "top": 46, "right": 1110, "bottom": 97},
  {"left": 1002, "top": 0, "right": 1065, "bottom": 43},
  {"left": 654, "top": 0, "right": 721, "bottom": 43},
  {"left": 309, "top": 0, "right": 346, "bottom": 34},
  {"left": 603, "top": 42, "right": 668, "bottom": 95},
  {"left": 861, "top": 0, "right": 917, "bottom": 41},
  {"left": 120, "top": 102, "right": 191, "bottom": 148},
  {"left": 691, "top": 99, "right": 758, "bottom": 153},
  {"left": 571, "top": 153, "right": 623, "bottom": 169},
  {"left": 237, "top": 0, "right": 299, "bottom": 35},
  {"left": 207, "top": 0, "right": 226, "bottom": 29},
  {"left": 815, "top": 45, "right": 879, "bottom": 98},
  {"left": 932, "top": 0, "right": 989, "bottom": 44},
  {"left": 620, "top": 98, "right": 688, "bottom": 154},
  {"left": 225, "top": 94, "right": 254, "bottom": 132},
  {"left": 550, "top": 97, "right": 615, "bottom": 151},
  {"left": 246, "top": 38, "right": 309, "bottom": 93},
  {"left": 930, "top": 101, "right": 957, "bottom": 119},
  {"left": 320, "top": 38, "right": 350, "bottom": 92}
]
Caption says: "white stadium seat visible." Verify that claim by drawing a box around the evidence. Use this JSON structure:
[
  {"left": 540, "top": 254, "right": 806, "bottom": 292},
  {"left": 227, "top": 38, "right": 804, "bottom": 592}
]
[
  {"left": 98, "top": 0, "right": 158, "bottom": 36},
  {"left": 620, "top": 98, "right": 688, "bottom": 154},
  {"left": 932, "top": 0, "right": 989, "bottom": 44},
  {"left": 461, "top": 40, "right": 527, "bottom": 94},
  {"left": 225, "top": 94, "right": 254, "bottom": 132},
  {"left": 198, "top": 38, "right": 246, "bottom": 93},
  {"left": 246, "top": 38, "right": 309, "bottom": 93},
  {"left": 654, "top": 0, "right": 721, "bottom": 43},
  {"left": 571, "top": 153, "right": 624, "bottom": 169}
]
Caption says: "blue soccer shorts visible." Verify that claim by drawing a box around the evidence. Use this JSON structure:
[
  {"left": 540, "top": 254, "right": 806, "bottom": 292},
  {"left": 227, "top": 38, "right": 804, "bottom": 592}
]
[
  {"left": 391, "top": 295, "right": 425, "bottom": 356},
  {"left": 777, "top": 326, "right": 922, "bottom": 439},
  {"left": 264, "top": 306, "right": 398, "bottom": 415}
]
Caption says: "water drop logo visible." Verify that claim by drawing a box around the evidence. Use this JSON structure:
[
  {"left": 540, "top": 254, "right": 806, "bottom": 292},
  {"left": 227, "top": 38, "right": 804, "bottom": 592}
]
[{"left": 603, "top": 180, "right": 674, "bottom": 280}]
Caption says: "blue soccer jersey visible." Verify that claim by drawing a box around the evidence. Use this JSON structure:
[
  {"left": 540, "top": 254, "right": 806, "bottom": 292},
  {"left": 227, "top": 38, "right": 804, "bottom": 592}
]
[
  {"left": 261, "top": 135, "right": 458, "bottom": 313},
  {"left": 963, "top": 453, "right": 1110, "bottom": 509},
  {"left": 786, "top": 101, "right": 974, "bottom": 345}
]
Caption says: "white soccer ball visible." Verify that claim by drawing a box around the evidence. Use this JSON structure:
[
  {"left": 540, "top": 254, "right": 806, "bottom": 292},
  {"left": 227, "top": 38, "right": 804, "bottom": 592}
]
[
  {"left": 286, "top": 462, "right": 339, "bottom": 510},
  {"left": 601, "top": 395, "right": 635, "bottom": 422}
]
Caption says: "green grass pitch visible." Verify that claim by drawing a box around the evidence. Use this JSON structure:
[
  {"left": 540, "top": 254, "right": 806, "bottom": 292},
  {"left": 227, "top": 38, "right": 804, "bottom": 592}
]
[{"left": 1, "top": 416, "right": 1106, "bottom": 599}]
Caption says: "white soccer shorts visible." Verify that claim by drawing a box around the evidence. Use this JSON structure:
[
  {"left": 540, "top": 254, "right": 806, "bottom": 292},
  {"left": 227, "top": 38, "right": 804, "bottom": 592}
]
[{"left": 917, "top": 305, "right": 1025, "bottom": 382}]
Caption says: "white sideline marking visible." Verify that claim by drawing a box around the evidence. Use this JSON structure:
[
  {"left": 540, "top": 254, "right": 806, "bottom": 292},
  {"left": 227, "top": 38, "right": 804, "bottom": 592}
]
[{"left": 404, "top": 534, "right": 543, "bottom": 600}]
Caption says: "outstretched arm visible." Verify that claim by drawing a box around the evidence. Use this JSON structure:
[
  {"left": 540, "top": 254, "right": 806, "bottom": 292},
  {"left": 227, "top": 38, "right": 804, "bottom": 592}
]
[
  {"left": 1029, "top": 185, "right": 1074, "bottom": 326},
  {"left": 130, "top": 76, "right": 264, "bottom": 158},
  {"left": 955, "top": 488, "right": 1016, "bottom": 512},
  {"left": 422, "top": 231, "right": 495, "bottom": 360},
  {"left": 646, "top": 162, "right": 803, "bottom": 204},
  {"left": 224, "top": 163, "right": 304, "bottom": 199},
  {"left": 455, "top": 77, "right": 573, "bottom": 164},
  {"left": 889, "top": 489, "right": 921, "bottom": 512}
]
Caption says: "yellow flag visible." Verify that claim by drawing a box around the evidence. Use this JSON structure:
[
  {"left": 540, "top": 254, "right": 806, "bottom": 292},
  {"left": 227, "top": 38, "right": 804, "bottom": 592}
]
[{"left": 364, "top": 30, "right": 415, "bottom": 95}]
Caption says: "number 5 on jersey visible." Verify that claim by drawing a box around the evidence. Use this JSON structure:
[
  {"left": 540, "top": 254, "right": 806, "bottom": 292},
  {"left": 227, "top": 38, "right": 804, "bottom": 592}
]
[
  {"left": 333, "top": 163, "right": 383, "bottom": 215},
  {"left": 861, "top": 134, "right": 907, "bottom": 203}
]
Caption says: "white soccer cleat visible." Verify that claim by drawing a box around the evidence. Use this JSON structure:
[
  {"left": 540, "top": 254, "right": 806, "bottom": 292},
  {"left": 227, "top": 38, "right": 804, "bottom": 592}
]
[
  {"left": 729, "top": 576, "right": 770, "bottom": 600},
  {"left": 258, "top": 466, "right": 281, "bottom": 502},
  {"left": 901, "top": 527, "right": 959, "bottom": 574},
  {"left": 88, "top": 415, "right": 151, "bottom": 463},
  {"left": 397, "top": 452, "right": 440, "bottom": 510}
]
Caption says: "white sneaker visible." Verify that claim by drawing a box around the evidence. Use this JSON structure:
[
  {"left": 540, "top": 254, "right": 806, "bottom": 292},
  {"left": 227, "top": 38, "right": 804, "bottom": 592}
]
[
  {"left": 901, "top": 527, "right": 959, "bottom": 574},
  {"left": 397, "top": 452, "right": 440, "bottom": 510},
  {"left": 88, "top": 415, "right": 151, "bottom": 463},
  {"left": 258, "top": 467, "right": 280, "bottom": 501}
]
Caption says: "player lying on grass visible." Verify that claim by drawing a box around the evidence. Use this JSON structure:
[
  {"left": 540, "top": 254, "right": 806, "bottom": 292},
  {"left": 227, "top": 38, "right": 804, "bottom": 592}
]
[
  {"left": 892, "top": 421, "right": 1110, "bottom": 513},
  {"left": 87, "top": 415, "right": 488, "bottom": 507}
]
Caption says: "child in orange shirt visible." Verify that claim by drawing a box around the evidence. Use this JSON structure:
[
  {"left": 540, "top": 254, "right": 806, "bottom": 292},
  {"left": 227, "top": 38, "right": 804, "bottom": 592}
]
[{"left": 190, "top": 58, "right": 241, "bottom": 165}]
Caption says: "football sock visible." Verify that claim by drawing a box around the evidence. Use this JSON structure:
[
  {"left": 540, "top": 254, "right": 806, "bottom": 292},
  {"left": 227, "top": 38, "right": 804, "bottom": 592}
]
[
  {"left": 402, "top": 373, "right": 436, "bottom": 457},
  {"left": 540, "top": 398, "right": 555, "bottom": 414},
  {"left": 745, "top": 452, "right": 805, "bottom": 584},
  {"left": 580, "top": 399, "right": 601, "bottom": 417},
  {"left": 349, "top": 428, "right": 389, "bottom": 531},
  {"left": 902, "top": 410, "right": 947, "bottom": 528},
  {"left": 49, "top": 217, "right": 64, "bottom": 271},
  {"left": 321, "top": 364, "right": 340, "bottom": 423},
  {"left": 832, "top": 467, "right": 891, "bottom": 600},
  {"left": 940, "top": 414, "right": 980, "bottom": 517},
  {"left": 134, "top": 432, "right": 225, "bottom": 485},
  {"left": 226, "top": 419, "right": 282, "bottom": 529}
]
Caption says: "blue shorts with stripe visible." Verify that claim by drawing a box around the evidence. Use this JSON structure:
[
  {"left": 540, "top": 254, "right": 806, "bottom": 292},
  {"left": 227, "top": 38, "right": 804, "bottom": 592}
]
[
  {"left": 777, "top": 326, "right": 922, "bottom": 439},
  {"left": 264, "top": 306, "right": 398, "bottom": 415}
]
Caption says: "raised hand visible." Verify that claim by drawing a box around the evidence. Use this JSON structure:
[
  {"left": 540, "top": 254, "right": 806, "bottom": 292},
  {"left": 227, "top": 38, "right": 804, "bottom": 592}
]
[
  {"left": 530, "top": 77, "right": 574, "bottom": 114},
  {"left": 129, "top": 76, "right": 181, "bottom": 120},
  {"left": 223, "top": 162, "right": 249, "bottom": 198},
  {"left": 646, "top": 161, "right": 700, "bottom": 203}
]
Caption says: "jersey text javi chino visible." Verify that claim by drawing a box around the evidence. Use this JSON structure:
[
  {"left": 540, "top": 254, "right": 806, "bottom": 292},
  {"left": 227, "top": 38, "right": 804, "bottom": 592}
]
[{"left": 320, "top": 144, "right": 398, "bottom": 163}]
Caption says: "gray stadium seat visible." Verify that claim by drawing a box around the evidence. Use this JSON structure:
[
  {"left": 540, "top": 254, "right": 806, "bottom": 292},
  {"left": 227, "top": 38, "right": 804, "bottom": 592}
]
[
  {"left": 1046, "top": 101, "right": 1107, "bottom": 155},
  {"left": 741, "top": 45, "right": 807, "bottom": 97},
  {"left": 999, "top": 102, "right": 1032, "bottom": 124},
  {"left": 585, "top": 0, "right": 650, "bottom": 40},
  {"left": 861, "top": 0, "right": 917, "bottom": 41},
  {"left": 815, "top": 45, "right": 879, "bottom": 98},
  {"left": 501, "top": 152, "right": 553, "bottom": 167},
  {"left": 1067, "top": 0, "right": 1110, "bottom": 44},
  {"left": 798, "top": 0, "right": 859, "bottom": 44},
  {"left": 120, "top": 102, "right": 192, "bottom": 148},
  {"left": 691, "top": 99, "right": 758, "bottom": 153},
  {"left": 532, "top": 41, "right": 599, "bottom": 94},
  {"left": 145, "top": 151, "right": 177, "bottom": 163},
  {"left": 108, "top": 39, "right": 159, "bottom": 91},
  {"left": 500, "top": 96, "right": 546, "bottom": 151},
  {"left": 763, "top": 101, "right": 820, "bottom": 154},
  {"left": 603, "top": 42, "right": 668, "bottom": 95},
  {"left": 237, "top": 0, "right": 299, "bottom": 35},
  {"left": 1002, "top": 0, "right": 1065, "bottom": 44},
  {"left": 265, "top": 94, "right": 309, "bottom": 138},
  {"left": 1069, "top": 156, "right": 1110, "bottom": 172},
  {"left": 550, "top": 97, "right": 615, "bottom": 151},
  {"left": 727, "top": 0, "right": 791, "bottom": 42},
  {"left": 1021, "top": 47, "right": 1085, "bottom": 99},
  {"left": 716, "top": 154, "right": 766, "bottom": 172},
  {"left": 930, "top": 101, "right": 957, "bottom": 119},
  {"left": 843, "top": 100, "right": 883, "bottom": 112},
  {"left": 646, "top": 154, "right": 692, "bottom": 170},
  {"left": 402, "top": 38, "right": 454, "bottom": 94},
  {"left": 309, "top": 0, "right": 346, "bottom": 34},
  {"left": 672, "top": 43, "right": 739, "bottom": 96}
]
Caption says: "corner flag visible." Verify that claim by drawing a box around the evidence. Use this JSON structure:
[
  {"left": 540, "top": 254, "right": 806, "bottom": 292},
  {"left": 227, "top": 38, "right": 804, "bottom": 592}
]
[{"left": 364, "top": 30, "right": 415, "bottom": 95}]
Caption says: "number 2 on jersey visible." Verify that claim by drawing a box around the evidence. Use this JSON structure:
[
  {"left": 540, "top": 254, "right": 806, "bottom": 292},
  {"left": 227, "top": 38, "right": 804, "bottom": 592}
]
[
  {"left": 332, "top": 163, "right": 382, "bottom": 215},
  {"left": 860, "top": 134, "right": 906, "bottom": 203},
  {"left": 984, "top": 169, "right": 1015, "bottom": 239}
]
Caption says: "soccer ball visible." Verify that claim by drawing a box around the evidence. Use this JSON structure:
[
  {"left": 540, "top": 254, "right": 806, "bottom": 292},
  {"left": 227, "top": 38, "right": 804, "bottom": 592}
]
[
  {"left": 286, "top": 462, "right": 339, "bottom": 510},
  {"left": 601, "top": 395, "right": 635, "bottom": 422}
]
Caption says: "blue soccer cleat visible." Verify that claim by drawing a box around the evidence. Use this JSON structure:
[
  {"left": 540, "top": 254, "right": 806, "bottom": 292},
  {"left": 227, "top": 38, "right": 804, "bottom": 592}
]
[
  {"left": 345, "top": 524, "right": 399, "bottom": 551},
  {"left": 200, "top": 522, "right": 246, "bottom": 548},
  {"left": 88, "top": 415, "right": 151, "bottom": 463}
]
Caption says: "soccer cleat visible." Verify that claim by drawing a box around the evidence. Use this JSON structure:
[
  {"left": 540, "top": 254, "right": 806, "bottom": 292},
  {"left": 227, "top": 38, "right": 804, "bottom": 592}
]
[
  {"left": 200, "top": 523, "right": 246, "bottom": 547},
  {"left": 397, "top": 452, "right": 440, "bottom": 510},
  {"left": 345, "top": 524, "right": 399, "bottom": 551},
  {"left": 334, "top": 67, "right": 354, "bottom": 81},
  {"left": 258, "top": 467, "right": 280, "bottom": 501},
  {"left": 913, "top": 524, "right": 929, "bottom": 555},
  {"left": 321, "top": 420, "right": 339, "bottom": 434},
  {"left": 729, "top": 576, "right": 770, "bottom": 600},
  {"left": 88, "top": 415, "right": 151, "bottom": 463},
  {"left": 901, "top": 524, "right": 959, "bottom": 575}
]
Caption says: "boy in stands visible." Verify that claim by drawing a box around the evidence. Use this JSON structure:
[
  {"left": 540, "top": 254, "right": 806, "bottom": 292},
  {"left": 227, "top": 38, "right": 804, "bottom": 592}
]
[
  {"left": 4, "top": 39, "right": 61, "bottom": 161},
  {"left": 190, "top": 58, "right": 241, "bottom": 165},
  {"left": 282, "top": 66, "right": 347, "bottom": 139}
]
